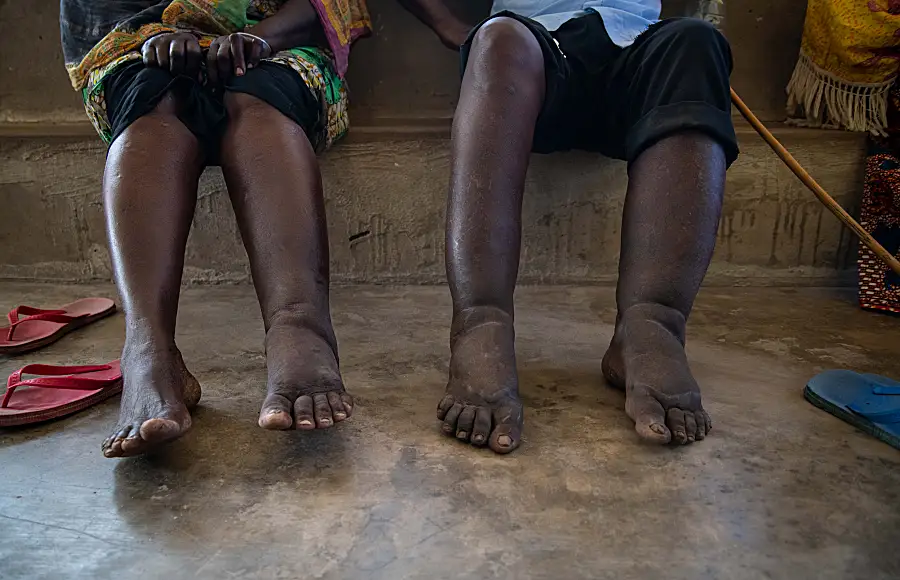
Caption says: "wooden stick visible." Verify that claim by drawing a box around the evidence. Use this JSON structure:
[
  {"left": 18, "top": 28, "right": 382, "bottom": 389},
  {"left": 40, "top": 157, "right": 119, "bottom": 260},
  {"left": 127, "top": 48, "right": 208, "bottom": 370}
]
[{"left": 730, "top": 88, "right": 900, "bottom": 276}]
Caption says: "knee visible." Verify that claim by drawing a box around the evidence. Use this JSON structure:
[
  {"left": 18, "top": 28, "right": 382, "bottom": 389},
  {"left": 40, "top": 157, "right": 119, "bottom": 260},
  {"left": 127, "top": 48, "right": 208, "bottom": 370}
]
[
  {"left": 224, "top": 92, "right": 282, "bottom": 124},
  {"left": 116, "top": 91, "right": 191, "bottom": 146},
  {"left": 148, "top": 91, "right": 183, "bottom": 118},
  {"left": 468, "top": 17, "right": 544, "bottom": 86},
  {"left": 663, "top": 18, "right": 731, "bottom": 62}
]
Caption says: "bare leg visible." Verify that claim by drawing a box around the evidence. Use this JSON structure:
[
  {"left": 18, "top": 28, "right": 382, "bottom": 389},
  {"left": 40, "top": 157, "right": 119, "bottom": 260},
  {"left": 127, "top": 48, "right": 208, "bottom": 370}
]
[
  {"left": 219, "top": 93, "right": 350, "bottom": 431},
  {"left": 102, "top": 94, "right": 203, "bottom": 458},
  {"left": 602, "top": 132, "right": 725, "bottom": 444},
  {"left": 438, "top": 18, "right": 545, "bottom": 454}
]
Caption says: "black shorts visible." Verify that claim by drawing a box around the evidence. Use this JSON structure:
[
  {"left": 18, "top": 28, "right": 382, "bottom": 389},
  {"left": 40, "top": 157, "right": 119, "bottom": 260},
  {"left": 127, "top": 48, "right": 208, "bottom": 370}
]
[
  {"left": 104, "top": 60, "right": 319, "bottom": 160},
  {"left": 461, "top": 13, "right": 739, "bottom": 167}
]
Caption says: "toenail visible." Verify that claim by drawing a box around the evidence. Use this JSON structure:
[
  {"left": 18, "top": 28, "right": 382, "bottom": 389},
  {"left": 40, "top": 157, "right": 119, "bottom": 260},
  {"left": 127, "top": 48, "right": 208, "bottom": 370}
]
[
  {"left": 457, "top": 431, "right": 467, "bottom": 438},
  {"left": 442, "top": 424, "right": 453, "bottom": 433},
  {"left": 320, "top": 420, "right": 332, "bottom": 426},
  {"left": 473, "top": 435, "right": 484, "bottom": 443},
  {"left": 498, "top": 435, "right": 512, "bottom": 447},
  {"left": 298, "top": 419, "right": 313, "bottom": 426},
  {"left": 650, "top": 424, "right": 666, "bottom": 435},
  {"left": 335, "top": 412, "right": 346, "bottom": 419}
]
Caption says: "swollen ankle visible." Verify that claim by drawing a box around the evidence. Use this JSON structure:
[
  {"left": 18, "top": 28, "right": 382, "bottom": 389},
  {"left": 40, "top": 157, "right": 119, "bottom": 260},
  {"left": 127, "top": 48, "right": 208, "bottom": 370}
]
[
  {"left": 451, "top": 305, "right": 514, "bottom": 341},
  {"left": 264, "top": 311, "right": 337, "bottom": 356},
  {"left": 618, "top": 302, "right": 687, "bottom": 343}
]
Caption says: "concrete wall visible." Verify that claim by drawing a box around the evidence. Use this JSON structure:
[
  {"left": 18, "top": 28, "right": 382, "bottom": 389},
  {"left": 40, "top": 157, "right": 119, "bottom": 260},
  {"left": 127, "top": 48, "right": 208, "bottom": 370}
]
[
  {"left": 0, "top": 125, "right": 864, "bottom": 286},
  {"left": 2, "top": 0, "right": 862, "bottom": 288},
  {"left": 0, "top": 0, "right": 805, "bottom": 126}
]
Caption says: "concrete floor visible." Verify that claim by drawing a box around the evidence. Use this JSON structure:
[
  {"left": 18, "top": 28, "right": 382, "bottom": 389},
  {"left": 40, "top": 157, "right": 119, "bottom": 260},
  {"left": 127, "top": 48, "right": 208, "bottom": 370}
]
[{"left": 1, "top": 283, "right": 899, "bottom": 579}]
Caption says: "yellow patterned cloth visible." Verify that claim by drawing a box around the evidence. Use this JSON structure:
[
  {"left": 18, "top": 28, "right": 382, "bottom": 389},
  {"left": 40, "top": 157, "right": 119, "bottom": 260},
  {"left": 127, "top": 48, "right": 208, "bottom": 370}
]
[{"left": 787, "top": 0, "right": 900, "bottom": 135}]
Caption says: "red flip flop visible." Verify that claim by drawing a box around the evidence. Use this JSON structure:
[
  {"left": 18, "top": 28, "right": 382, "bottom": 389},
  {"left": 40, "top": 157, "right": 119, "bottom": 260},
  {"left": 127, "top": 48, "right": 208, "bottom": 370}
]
[
  {"left": 0, "top": 361, "right": 123, "bottom": 427},
  {"left": 0, "top": 297, "right": 116, "bottom": 356}
]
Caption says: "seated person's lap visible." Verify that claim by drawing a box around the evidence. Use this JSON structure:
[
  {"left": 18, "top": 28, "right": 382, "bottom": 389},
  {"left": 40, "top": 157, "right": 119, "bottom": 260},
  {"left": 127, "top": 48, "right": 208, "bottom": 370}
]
[
  {"left": 460, "top": 12, "right": 739, "bottom": 166},
  {"left": 104, "top": 60, "right": 321, "bottom": 162}
]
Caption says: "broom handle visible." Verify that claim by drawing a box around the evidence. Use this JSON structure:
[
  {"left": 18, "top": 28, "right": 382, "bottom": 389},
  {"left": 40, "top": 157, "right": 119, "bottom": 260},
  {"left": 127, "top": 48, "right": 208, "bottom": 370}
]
[{"left": 730, "top": 88, "right": 900, "bottom": 276}]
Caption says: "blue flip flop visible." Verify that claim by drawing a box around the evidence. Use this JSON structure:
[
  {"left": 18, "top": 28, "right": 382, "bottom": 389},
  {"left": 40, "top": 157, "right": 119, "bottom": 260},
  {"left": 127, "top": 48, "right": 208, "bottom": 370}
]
[{"left": 805, "top": 370, "right": 900, "bottom": 450}]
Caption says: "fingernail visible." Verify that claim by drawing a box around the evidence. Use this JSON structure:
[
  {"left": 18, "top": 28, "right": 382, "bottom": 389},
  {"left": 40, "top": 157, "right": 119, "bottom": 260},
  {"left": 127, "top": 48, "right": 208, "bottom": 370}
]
[
  {"left": 236, "top": 67, "right": 244, "bottom": 76},
  {"left": 497, "top": 435, "right": 512, "bottom": 447},
  {"left": 650, "top": 423, "right": 666, "bottom": 435}
]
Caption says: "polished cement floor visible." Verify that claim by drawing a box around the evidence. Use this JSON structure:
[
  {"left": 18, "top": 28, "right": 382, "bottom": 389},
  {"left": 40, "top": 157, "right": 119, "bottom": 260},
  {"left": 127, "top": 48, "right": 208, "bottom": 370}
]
[{"left": 1, "top": 283, "right": 899, "bottom": 579}]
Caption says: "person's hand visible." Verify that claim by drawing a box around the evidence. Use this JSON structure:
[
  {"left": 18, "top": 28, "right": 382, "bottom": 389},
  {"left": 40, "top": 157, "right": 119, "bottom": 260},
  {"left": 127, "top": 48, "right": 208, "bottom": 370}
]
[
  {"left": 207, "top": 32, "right": 273, "bottom": 84},
  {"left": 142, "top": 32, "right": 203, "bottom": 76}
]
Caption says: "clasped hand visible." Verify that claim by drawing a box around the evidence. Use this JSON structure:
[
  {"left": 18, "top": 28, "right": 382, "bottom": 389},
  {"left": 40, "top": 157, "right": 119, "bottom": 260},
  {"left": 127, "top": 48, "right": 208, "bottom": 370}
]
[{"left": 141, "top": 32, "right": 273, "bottom": 83}]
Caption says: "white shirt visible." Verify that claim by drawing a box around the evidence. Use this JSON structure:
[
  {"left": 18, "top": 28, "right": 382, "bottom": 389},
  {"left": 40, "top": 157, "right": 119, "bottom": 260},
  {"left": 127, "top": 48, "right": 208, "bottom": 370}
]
[{"left": 491, "top": 0, "right": 661, "bottom": 47}]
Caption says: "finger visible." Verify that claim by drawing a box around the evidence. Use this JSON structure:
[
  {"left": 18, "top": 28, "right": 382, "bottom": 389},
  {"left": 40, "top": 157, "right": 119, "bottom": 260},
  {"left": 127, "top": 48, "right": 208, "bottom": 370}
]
[
  {"left": 142, "top": 41, "right": 156, "bottom": 67},
  {"left": 185, "top": 39, "right": 202, "bottom": 77},
  {"left": 684, "top": 412, "right": 697, "bottom": 443},
  {"left": 169, "top": 38, "right": 185, "bottom": 75},
  {"left": 156, "top": 44, "right": 170, "bottom": 74},
  {"left": 667, "top": 408, "right": 688, "bottom": 445},
  {"left": 206, "top": 39, "right": 221, "bottom": 85},
  {"left": 217, "top": 40, "right": 233, "bottom": 83},
  {"left": 247, "top": 39, "right": 263, "bottom": 69},
  {"left": 231, "top": 35, "right": 246, "bottom": 76},
  {"left": 327, "top": 391, "right": 347, "bottom": 422},
  {"left": 455, "top": 405, "right": 476, "bottom": 441}
]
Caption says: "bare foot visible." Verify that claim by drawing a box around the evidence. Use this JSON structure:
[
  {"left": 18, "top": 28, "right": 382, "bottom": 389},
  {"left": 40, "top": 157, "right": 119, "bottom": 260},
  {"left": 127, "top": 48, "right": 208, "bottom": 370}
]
[
  {"left": 257, "top": 318, "right": 352, "bottom": 431},
  {"left": 438, "top": 306, "right": 523, "bottom": 454},
  {"left": 102, "top": 345, "right": 201, "bottom": 458},
  {"left": 602, "top": 302, "right": 711, "bottom": 445}
]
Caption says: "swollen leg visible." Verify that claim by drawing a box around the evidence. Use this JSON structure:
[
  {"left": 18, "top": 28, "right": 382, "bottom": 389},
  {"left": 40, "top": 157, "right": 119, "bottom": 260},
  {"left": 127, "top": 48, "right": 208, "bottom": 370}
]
[
  {"left": 101, "top": 94, "right": 204, "bottom": 458},
  {"left": 439, "top": 18, "right": 544, "bottom": 454},
  {"left": 603, "top": 132, "right": 725, "bottom": 445},
  {"left": 220, "top": 92, "right": 349, "bottom": 431}
]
